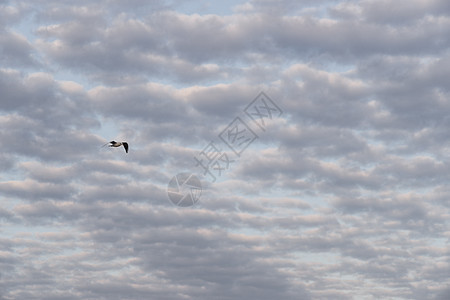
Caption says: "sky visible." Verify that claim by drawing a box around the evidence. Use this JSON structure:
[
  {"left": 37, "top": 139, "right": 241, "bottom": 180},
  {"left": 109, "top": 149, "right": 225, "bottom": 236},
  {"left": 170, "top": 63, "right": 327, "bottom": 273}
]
[{"left": 0, "top": 0, "right": 450, "bottom": 299}]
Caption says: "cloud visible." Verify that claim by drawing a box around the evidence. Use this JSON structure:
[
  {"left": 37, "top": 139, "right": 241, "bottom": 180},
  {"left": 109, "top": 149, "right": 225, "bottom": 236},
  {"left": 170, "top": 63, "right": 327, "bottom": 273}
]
[{"left": 0, "top": 0, "right": 449, "bottom": 299}]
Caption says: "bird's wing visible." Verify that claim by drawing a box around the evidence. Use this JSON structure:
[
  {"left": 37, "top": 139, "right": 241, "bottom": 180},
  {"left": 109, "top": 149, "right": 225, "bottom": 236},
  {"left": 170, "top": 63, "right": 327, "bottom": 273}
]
[{"left": 123, "top": 142, "right": 129, "bottom": 153}]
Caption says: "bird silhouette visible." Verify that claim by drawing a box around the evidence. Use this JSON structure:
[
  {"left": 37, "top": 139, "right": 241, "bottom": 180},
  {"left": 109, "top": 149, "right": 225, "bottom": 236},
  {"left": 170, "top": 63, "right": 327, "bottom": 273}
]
[{"left": 102, "top": 141, "right": 128, "bottom": 153}]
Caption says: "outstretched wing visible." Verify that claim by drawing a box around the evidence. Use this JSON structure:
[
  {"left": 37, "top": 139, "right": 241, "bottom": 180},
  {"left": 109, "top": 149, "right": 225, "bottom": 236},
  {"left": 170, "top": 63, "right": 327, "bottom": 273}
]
[{"left": 122, "top": 142, "right": 128, "bottom": 153}]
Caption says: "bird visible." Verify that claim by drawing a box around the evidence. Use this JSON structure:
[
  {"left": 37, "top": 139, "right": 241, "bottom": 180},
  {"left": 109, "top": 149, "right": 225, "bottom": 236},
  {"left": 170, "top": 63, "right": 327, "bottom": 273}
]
[{"left": 102, "top": 141, "right": 129, "bottom": 153}]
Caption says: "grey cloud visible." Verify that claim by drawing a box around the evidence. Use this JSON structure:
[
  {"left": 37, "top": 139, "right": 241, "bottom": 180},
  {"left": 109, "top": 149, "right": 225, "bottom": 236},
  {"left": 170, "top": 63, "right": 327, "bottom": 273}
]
[
  {"left": 0, "top": 29, "right": 38, "bottom": 68},
  {"left": 360, "top": 0, "right": 450, "bottom": 24},
  {"left": 0, "top": 179, "right": 75, "bottom": 201},
  {"left": 1, "top": 0, "right": 450, "bottom": 299},
  {"left": 0, "top": 70, "right": 102, "bottom": 162},
  {"left": 30, "top": 2, "right": 450, "bottom": 88}
]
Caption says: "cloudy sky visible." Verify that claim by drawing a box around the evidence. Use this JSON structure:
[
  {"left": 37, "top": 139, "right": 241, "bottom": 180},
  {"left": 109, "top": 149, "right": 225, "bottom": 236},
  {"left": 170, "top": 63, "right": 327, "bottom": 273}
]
[{"left": 1, "top": 0, "right": 450, "bottom": 299}]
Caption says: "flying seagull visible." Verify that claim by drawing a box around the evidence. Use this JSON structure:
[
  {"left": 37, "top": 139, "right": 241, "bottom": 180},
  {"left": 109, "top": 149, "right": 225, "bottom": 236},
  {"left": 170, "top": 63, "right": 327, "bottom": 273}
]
[{"left": 103, "top": 141, "right": 129, "bottom": 153}]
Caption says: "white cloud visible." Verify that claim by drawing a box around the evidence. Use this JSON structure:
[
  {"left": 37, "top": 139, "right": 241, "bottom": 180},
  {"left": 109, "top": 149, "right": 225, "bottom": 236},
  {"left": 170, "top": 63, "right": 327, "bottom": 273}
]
[{"left": 0, "top": 0, "right": 449, "bottom": 299}]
